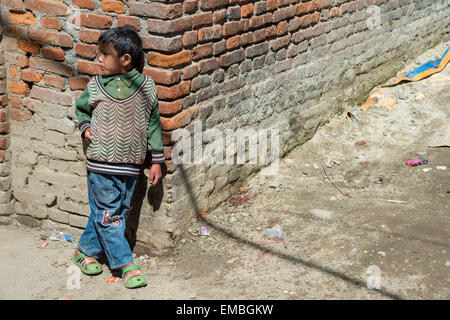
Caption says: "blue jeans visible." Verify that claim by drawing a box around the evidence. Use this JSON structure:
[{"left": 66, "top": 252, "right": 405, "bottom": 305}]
[{"left": 78, "top": 170, "right": 138, "bottom": 269}]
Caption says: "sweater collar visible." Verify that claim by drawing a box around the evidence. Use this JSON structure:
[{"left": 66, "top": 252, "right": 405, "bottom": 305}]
[{"left": 101, "top": 68, "right": 140, "bottom": 87}]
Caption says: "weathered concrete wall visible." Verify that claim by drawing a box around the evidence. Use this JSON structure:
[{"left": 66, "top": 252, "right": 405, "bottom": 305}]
[
  {"left": 0, "top": 0, "right": 449, "bottom": 254},
  {"left": 0, "top": 22, "right": 15, "bottom": 222}
]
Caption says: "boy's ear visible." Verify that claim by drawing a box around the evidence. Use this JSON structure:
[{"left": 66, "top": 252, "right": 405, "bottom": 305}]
[{"left": 120, "top": 53, "right": 132, "bottom": 67}]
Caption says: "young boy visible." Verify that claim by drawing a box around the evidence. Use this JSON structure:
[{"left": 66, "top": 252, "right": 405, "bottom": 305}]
[{"left": 73, "top": 26, "right": 165, "bottom": 289}]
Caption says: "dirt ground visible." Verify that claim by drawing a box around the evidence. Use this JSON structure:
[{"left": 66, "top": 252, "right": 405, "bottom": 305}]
[{"left": 1, "top": 42, "right": 449, "bottom": 300}]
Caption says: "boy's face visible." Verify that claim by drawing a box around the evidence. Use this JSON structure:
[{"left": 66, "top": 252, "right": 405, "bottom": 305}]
[{"left": 97, "top": 43, "right": 132, "bottom": 76}]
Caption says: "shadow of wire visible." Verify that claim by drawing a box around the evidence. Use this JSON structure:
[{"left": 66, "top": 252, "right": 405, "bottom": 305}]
[{"left": 178, "top": 163, "right": 404, "bottom": 300}]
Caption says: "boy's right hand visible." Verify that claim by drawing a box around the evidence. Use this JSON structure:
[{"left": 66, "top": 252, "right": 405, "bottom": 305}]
[{"left": 84, "top": 127, "right": 93, "bottom": 142}]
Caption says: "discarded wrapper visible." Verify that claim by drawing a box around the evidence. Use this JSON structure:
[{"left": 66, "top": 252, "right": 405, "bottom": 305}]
[
  {"left": 64, "top": 234, "right": 73, "bottom": 242},
  {"left": 106, "top": 274, "right": 119, "bottom": 283},
  {"left": 200, "top": 226, "right": 209, "bottom": 236},
  {"left": 38, "top": 241, "right": 49, "bottom": 248},
  {"left": 404, "top": 157, "right": 428, "bottom": 167}
]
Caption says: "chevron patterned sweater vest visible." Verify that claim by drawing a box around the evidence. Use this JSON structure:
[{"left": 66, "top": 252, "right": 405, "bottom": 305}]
[{"left": 85, "top": 75, "right": 157, "bottom": 165}]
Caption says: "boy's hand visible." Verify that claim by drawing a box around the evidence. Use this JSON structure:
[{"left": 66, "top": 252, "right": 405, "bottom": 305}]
[
  {"left": 148, "top": 163, "right": 162, "bottom": 185},
  {"left": 84, "top": 127, "right": 93, "bottom": 142}
]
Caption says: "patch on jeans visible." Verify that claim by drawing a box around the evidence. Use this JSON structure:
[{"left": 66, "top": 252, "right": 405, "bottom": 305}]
[{"left": 102, "top": 210, "right": 122, "bottom": 227}]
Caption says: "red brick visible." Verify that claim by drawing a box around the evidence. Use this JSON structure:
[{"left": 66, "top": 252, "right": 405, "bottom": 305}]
[
  {"left": 240, "top": 32, "right": 253, "bottom": 47},
  {"left": 182, "top": 65, "right": 198, "bottom": 81},
  {"left": 156, "top": 81, "right": 190, "bottom": 100},
  {"left": 40, "top": 16, "right": 62, "bottom": 30},
  {"left": 0, "top": 150, "right": 6, "bottom": 163},
  {"left": 28, "top": 29, "right": 73, "bottom": 48},
  {"left": 160, "top": 108, "right": 196, "bottom": 131},
  {"left": 2, "top": 0, "right": 23, "bottom": 8},
  {"left": 9, "top": 66, "right": 19, "bottom": 80},
  {"left": 198, "top": 25, "right": 222, "bottom": 42},
  {"left": 315, "top": 0, "right": 333, "bottom": 9},
  {"left": 199, "top": 0, "right": 228, "bottom": 11},
  {"left": 9, "top": 108, "right": 32, "bottom": 121},
  {"left": 158, "top": 99, "right": 183, "bottom": 116},
  {"left": 265, "top": 25, "right": 278, "bottom": 38},
  {"left": 0, "top": 110, "right": 7, "bottom": 122},
  {"left": 73, "top": 0, "right": 95, "bottom": 10},
  {"left": 4, "top": 25, "right": 28, "bottom": 38},
  {"left": 227, "top": 35, "right": 241, "bottom": 50},
  {"left": 296, "top": 1, "right": 315, "bottom": 15},
  {"left": 219, "top": 48, "right": 245, "bottom": 67},
  {"left": 18, "top": 39, "right": 40, "bottom": 54},
  {"left": 277, "top": 21, "right": 288, "bottom": 35},
  {"left": 241, "top": 3, "right": 254, "bottom": 18},
  {"left": 142, "top": 68, "right": 181, "bottom": 86},
  {"left": 79, "top": 29, "right": 100, "bottom": 43},
  {"left": 12, "top": 54, "right": 29, "bottom": 68},
  {"left": 9, "top": 11, "right": 37, "bottom": 25},
  {"left": 29, "top": 56, "right": 73, "bottom": 77},
  {"left": 141, "top": 35, "right": 183, "bottom": 53},
  {"left": 183, "top": 0, "right": 198, "bottom": 14},
  {"left": 43, "top": 75, "right": 65, "bottom": 89},
  {"left": 192, "top": 12, "right": 213, "bottom": 29},
  {"left": 118, "top": 16, "right": 141, "bottom": 31},
  {"left": 42, "top": 46, "right": 65, "bottom": 61},
  {"left": 24, "top": 0, "right": 68, "bottom": 16},
  {"left": 22, "top": 69, "right": 43, "bottom": 82},
  {"left": 147, "top": 51, "right": 192, "bottom": 68},
  {"left": 249, "top": 12, "right": 272, "bottom": 29},
  {"left": 101, "top": 0, "right": 124, "bottom": 13},
  {"left": 0, "top": 137, "right": 10, "bottom": 149},
  {"left": 75, "top": 43, "right": 97, "bottom": 59},
  {"left": 10, "top": 96, "right": 21, "bottom": 108},
  {"left": 270, "top": 34, "right": 291, "bottom": 51},
  {"left": 0, "top": 123, "right": 10, "bottom": 134},
  {"left": 193, "top": 43, "right": 214, "bottom": 61},
  {"left": 0, "top": 81, "right": 6, "bottom": 95},
  {"left": 9, "top": 81, "right": 30, "bottom": 95},
  {"left": 77, "top": 60, "right": 103, "bottom": 75},
  {"left": 198, "top": 58, "right": 219, "bottom": 74},
  {"left": 267, "top": 0, "right": 278, "bottom": 11},
  {"left": 147, "top": 17, "right": 192, "bottom": 35},
  {"left": 128, "top": 2, "right": 183, "bottom": 20},
  {"left": 30, "top": 85, "right": 72, "bottom": 105},
  {"left": 223, "top": 20, "right": 244, "bottom": 36},
  {"left": 330, "top": 7, "right": 340, "bottom": 18},
  {"left": 77, "top": 13, "right": 113, "bottom": 29},
  {"left": 183, "top": 31, "right": 198, "bottom": 47},
  {"left": 213, "top": 9, "right": 227, "bottom": 24},
  {"left": 69, "top": 77, "right": 90, "bottom": 90}
]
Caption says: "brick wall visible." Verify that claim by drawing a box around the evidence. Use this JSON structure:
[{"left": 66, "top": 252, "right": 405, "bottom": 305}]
[{"left": 0, "top": 0, "right": 449, "bottom": 254}]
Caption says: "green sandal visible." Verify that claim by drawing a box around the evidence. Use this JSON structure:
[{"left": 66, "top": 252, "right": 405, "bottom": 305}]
[
  {"left": 73, "top": 252, "right": 103, "bottom": 275},
  {"left": 122, "top": 265, "right": 147, "bottom": 289}
]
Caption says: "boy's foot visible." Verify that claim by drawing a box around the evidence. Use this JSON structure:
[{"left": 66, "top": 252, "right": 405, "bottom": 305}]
[
  {"left": 121, "top": 263, "right": 147, "bottom": 289},
  {"left": 73, "top": 248, "right": 103, "bottom": 275}
]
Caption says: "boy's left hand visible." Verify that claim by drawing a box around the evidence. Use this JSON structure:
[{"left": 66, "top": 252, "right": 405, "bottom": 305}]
[{"left": 148, "top": 163, "right": 162, "bottom": 185}]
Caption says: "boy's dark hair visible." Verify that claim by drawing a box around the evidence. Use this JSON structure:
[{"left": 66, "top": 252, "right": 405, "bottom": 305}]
[{"left": 98, "top": 25, "right": 144, "bottom": 73}]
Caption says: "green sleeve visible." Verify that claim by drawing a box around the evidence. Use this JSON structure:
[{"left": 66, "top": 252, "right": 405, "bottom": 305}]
[
  {"left": 75, "top": 86, "right": 92, "bottom": 139},
  {"left": 147, "top": 97, "right": 165, "bottom": 164}
]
